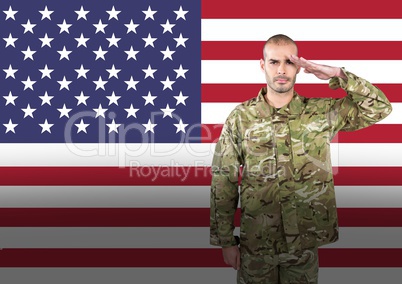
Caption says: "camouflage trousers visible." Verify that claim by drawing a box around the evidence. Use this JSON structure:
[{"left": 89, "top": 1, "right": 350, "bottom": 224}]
[{"left": 237, "top": 248, "right": 319, "bottom": 284}]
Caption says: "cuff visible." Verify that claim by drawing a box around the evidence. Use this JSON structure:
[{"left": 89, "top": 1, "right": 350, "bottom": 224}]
[
  {"left": 329, "top": 67, "right": 351, "bottom": 90},
  {"left": 210, "top": 234, "right": 238, "bottom": 248}
]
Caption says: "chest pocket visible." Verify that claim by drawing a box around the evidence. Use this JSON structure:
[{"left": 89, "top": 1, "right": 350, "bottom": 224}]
[
  {"left": 289, "top": 114, "right": 332, "bottom": 173},
  {"left": 242, "top": 121, "right": 277, "bottom": 179}
]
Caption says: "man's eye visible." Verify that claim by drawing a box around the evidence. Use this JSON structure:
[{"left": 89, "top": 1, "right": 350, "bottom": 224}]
[{"left": 286, "top": 61, "right": 294, "bottom": 65}]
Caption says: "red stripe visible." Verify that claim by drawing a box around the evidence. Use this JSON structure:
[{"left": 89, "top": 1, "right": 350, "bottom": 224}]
[
  {"left": 202, "top": 41, "right": 402, "bottom": 60},
  {"left": 0, "top": 166, "right": 402, "bottom": 185},
  {"left": 202, "top": 124, "right": 402, "bottom": 143},
  {"left": 201, "top": 84, "right": 402, "bottom": 103},
  {"left": 334, "top": 125, "right": 402, "bottom": 143},
  {"left": 0, "top": 166, "right": 211, "bottom": 186},
  {"left": 202, "top": 0, "right": 402, "bottom": 19},
  {"left": 0, "top": 248, "right": 401, "bottom": 267},
  {"left": 1, "top": 208, "right": 401, "bottom": 227}
]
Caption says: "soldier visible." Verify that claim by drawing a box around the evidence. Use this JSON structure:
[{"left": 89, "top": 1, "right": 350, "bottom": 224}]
[{"left": 210, "top": 34, "right": 392, "bottom": 283}]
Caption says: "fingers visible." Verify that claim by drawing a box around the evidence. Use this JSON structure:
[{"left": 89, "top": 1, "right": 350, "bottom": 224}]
[
  {"left": 289, "top": 54, "right": 301, "bottom": 66},
  {"left": 224, "top": 256, "right": 238, "bottom": 270},
  {"left": 236, "top": 251, "right": 241, "bottom": 270},
  {"left": 289, "top": 55, "right": 312, "bottom": 69},
  {"left": 222, "top": 246, "right": 241, "bottom": 270}
]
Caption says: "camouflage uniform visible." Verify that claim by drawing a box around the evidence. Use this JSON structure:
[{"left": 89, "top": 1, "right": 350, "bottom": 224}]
[{"left": 210, "top": 70, "right": 392, "bottom": 283}]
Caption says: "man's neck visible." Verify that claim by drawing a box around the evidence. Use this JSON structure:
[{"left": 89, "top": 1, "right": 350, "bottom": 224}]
[{"left": 264, "top": 88, "right": 294, "bottom": 109}]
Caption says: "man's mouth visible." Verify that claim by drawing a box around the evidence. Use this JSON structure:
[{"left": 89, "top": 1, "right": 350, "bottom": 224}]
[{"left": 275, "top": 77, "right": 289, "bottom": 83}]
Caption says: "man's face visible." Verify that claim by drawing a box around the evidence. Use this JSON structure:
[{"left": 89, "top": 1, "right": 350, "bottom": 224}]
[{"left": 260, "top": 43, "right": 300, "bottom": 94}]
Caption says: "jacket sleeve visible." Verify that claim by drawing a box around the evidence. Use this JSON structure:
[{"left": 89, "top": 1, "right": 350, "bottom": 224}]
[
  {"left": 210, "top": 108, "right": 243, "bottom": 248},
  {"left": 328, "top": 69, "right": 392, "bottom": 137}
]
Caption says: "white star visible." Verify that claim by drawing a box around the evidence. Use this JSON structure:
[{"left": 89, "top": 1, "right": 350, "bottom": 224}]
[
  {"left": 39, "top": 33, "right": 54, "bottom": 47},
  {"left": 21, "top": 104, "right": 36, "bottom": 118},
  {"left": 21, "top": 19, "right": 36, "bottom": 34},
  {"left": 142, "top": 119, "right": 157, "bottom": 133},
  {"left": 75, "top": 6, "right": 89, "bottom": 20},
  {"left": 174, "top": 64, "right": 189, "bottom": 79},
  {"left": 75, "top": 33, "right": 89, "bottom": 47},
  {"left": 57, "top": 76, "right": 72, "bottom": 90},
  {"left": 21, "top": 46, "right": 36, "bottom": 60},
  {"left": 142, "top": 6, "right": 157, "bottom": 20},
  {"left": 106, "top": 119, "right": 121, "bottom": 133},
  {"left": 39, "top": 6, "right": 53, "bottom": 20},
  {"left": 93, "top": 76, "right": 108, "bottom": 90},
  {"left": 3, "top": 64, "right": 18, "bottom": 79},
  {"left": 58, "top": 19, "right": 72, "bottom": 34},
  {"left": 142, "top": 91, "right": 157, "bottom": 106},
  {"left": 174, "top": 33, "right": 189, "bottom": 48},
  {"left": 161, "top": 19, "right": 175, "bottom": 34},
  {"left": 75, "top": 91, "right": 89, "bottom": 106},
  {"left": 160, "top": 76, "right": 175, "bottom": 90},
  {"left": 57, "top": 104, "right": 72, "bottom": 118},
  {"left": 39, "top": 64, "right": 54, "bottom": 79},
  {"left": 142, "top": 64, "right": 157, "bottom": 79},
  {"left": 3, "top": 33, "right": 17, "bottom": 47},
  {"left": 57, "top": 46, "right": 72, "bottom": 60},
  {"left": 160, "top": 104, "right": 175, "bottom": 118},
  {"left": 3, "top": 119, "right": 17, "bottom": 133},
  {"left": 75, "top": 119, "right": 90, "bottom": 133},
  {"left": 174, "top": 91, "right": 189, "bottom": 106},
  {"left": 93, "top": 46, "right": 108, "bottom": 60},
  {"left": 3, "top": 91, "right": 18, "bottom": 106},
  {"left": 106, "top": 91, "right": 121, "bottom": 106},
  {"left": 174, "top": 6, "right": 188, "bottom": 20},
  {"left": 75, "top": 64, "right": 90, "bottom": 79},
  {"left": 39, "top": 91, "right": 53, "bottom": 106},
  {"left": 93, "top": 104, "right": 108, "bottom": 118},
  {"left": 21, "top": 76, "right": 36, "bottom": 90},
  {"left": 93, "top": 19, "right": 107, "bottom": 34},
  {"left": 174, "top": 119, "right": 188, "bottom": 133},
  {"left": 3, "top": 6, "right": 18, "bottom": 20},
  {"left": 142, "top": 33, "right": 157, "bottom": 48},
  {"left": 125, "top": 76, "right": 140, "bottom": 90},
  {"left": 125, "top": 46, "right": 139, "bottom": 60},
  {"left": 106, "top": 64, "right": 121, "bottom": 79},
  {"left": 160, "top": 46, "right": 175, "bottom": 60},
  {"left": 125, "top": 20, "right": 139, "bottom": 33},
  {"left": 125, "top": 104, "right": 139, "bottom": 118},
  {"left": 107, "top": 6, "right": 121, "bottom": 20},
  {"left": 39, "top": 119, "right": 53, "bottom": 133},
  {"left": 106, "top": 33, "right": 121, "bottom": 47}
]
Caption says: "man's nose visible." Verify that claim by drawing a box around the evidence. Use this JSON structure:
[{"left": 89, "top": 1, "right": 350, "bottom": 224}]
[{"left": 277, "top": 63, "right": 286, "bottom": 74}]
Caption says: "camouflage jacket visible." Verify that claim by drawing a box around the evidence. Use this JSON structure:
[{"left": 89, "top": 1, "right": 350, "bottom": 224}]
[{"left": 210, "top": 70, "right": 392, "bottom": 255}]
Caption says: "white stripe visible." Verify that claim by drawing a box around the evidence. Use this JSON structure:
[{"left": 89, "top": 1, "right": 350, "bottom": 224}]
[
  {"left": 202, "top": 19, "right": 402, "bottom": 41},
  {"left": 202, "top": 60, "right": 402, "bottom": 84},
  {"left": 0, "top": 186, "right": 400, "bottom": 208},
  {"left": 335, "top": 186, "right": 402, "bottom": 208},
  {"left": 1, "top": 227, "right": 401, "bottom": 248},
  {"left": 0, "top": 186, "right": 209, "bottom": 208},
  {"left": 0, "top": 268, "right": 401, "bottom": 284},
  {"left": 1, "top": 143, "right": 402, "bottom": 166},
  {"left": 201, "top": 102, "right": 401, "bottom": 125},
  {"left": 0, "top": 143, "right": 215, "bottom": 167}
]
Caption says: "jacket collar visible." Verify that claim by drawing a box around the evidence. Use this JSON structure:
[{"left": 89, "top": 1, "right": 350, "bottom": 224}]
[{"left": 255, "top": 87, "right": 305, "bottom": 117}]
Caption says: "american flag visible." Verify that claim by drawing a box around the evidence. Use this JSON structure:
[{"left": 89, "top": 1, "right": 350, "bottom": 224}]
[{"left": 1, "top": 0, "right": 401, "bottom": 283}]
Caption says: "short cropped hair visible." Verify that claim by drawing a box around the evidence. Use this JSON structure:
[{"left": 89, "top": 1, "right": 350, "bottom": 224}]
[{"left": 263, "top": 34, "right": 298, "bottom": 59}]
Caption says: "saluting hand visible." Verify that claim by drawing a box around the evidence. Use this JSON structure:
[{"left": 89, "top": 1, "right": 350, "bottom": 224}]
[{"left": 289, "top": 55, "right": 347, "bottom": 80}]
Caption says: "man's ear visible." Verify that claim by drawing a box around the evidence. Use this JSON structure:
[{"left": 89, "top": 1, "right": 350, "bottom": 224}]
[
  {"left": 296, "top": 66, "right": 301, "bottom": 74},
  {"left": 259, "top": 58, "right": 265, "bottom": 72}
]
